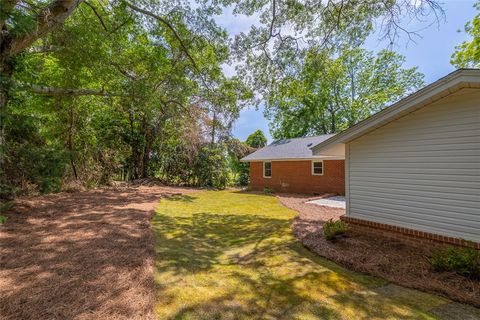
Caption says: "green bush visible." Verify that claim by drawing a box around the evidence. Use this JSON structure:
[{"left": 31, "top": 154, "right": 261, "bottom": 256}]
[
  {"left": 429, "top": 245, "right": 480, "bottom": 279},
  {"left": 2, "top": 114, "right": 68, "bottom": 196},
  {"left": 193, "top": 144, "right": 230, "bottom": 189},
  {"left": 0, "top": 201, "right": 12, "bottom": 224},
  {"left": 323, "top": 219, "right": 349, "bottom": 240},
  {"left": 263, "top": 187, "right": 274, "bottom": 194},
  {"left": 235, "top": 162, "right": 250, "bottom": 186}
]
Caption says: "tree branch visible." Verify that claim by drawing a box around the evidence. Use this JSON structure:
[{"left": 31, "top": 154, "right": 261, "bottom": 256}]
[
  {"left": 84, "top": 0, "right": 108, "bottom": 32},
  {"left": 125, "top": 2, "right": 199, "bottom": 72},
  {"left": 29, "top": 84, "right": 114, "bottom": 96},
  {"left": 0, "top": 0, "right": 19, "bottom": 28},
  {"left": 7, "top": 0, "right": 84, "bottom": 57},
  {"left": 124, "top": 2, "right": 213, "bottom": 92}
]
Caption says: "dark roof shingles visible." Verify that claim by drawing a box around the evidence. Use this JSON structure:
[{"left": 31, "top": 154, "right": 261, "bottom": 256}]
[{"left": 241, "top": 134, "right": 334, "bottom": 161}]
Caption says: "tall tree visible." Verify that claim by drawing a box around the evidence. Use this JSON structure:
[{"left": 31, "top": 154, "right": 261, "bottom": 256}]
[
  {"left": 1, "top": 0, "right": 248, "bottom": 192},
  {"left": 265, "top": 47, "right": 424, "bottom": 139},
  {"left": 0, "top": 0, "right": 446, "bottom": 194},
  {"left": 246, "top": 130, "right": 267, "bottom": 148},
  {"left": 0, "top": 0, "right": 445, "bottom": 141},
  {"left": 451, "top": 1, "right": 479, "bottom": 68}
]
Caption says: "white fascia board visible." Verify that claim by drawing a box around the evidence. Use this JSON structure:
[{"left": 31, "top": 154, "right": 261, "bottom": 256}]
[
  {"left": 240, "top": 156, "right": 345, "bottom": 162},
  {"left": 311, "top": 69, "right": 480, "bottom": 155}
]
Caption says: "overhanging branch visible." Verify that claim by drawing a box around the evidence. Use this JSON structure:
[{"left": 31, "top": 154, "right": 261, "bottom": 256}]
[
  {"left": 30, "top": 84, "right": 113, "bottom": 96},
  {"left": 125, "top": 2, "right": 198, "bottom": 71},
  {"left": 125, "top": 2, "right": 213, "bottom": 92},
  {"left": 8, "top": 0, "right": 84, "bottom": 57}
]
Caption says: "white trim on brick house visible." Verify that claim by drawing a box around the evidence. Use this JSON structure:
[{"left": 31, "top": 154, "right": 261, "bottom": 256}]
[{"left": 311, "top": 160, "right": 324, "bottom": 176}]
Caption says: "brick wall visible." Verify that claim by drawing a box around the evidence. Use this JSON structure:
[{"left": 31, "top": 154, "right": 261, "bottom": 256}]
[
  {"left": 249, "top": 160, "right": 345, "bottom": 195},
  {"left": 341, "top": 216, "right": 480, "bottom": 249}
]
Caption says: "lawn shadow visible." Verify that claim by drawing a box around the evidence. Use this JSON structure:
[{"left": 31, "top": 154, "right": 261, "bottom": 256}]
[
  {"left": 165, "top": 194, "right": 198, "bottom": 202},
  {"left": 152, "top": 211, "right": 291, "bottom": 272},
  {"left": 153, "top": 210, "right": 346, "bottom": 319},
  {"left": 152, "top": 190, "right": 460, "bottom": 320}
]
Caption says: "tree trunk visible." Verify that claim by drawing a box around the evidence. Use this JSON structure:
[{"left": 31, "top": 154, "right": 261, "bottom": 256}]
[
  {"left": 211, "top": 111, "right": 216, "bottom": 144},
  {"left": 128, "top": 112, "right": 138, "bottom": 180},
  {"left": 142, "top": 128, "right": 153, "bottom": 179},
  {"left": 327, "top": 105, "right": 336, "bottom": 133},
  {"left": 0, "top": 59, "right": 13, "bottom": 183},
  {"left": 67, "top": 105, "right": 78, "bottom": 180}
]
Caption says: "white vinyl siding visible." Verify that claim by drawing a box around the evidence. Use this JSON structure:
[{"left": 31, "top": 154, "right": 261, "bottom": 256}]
[{"left": 347, "top": 88, "right": 480, "bottom": 242}]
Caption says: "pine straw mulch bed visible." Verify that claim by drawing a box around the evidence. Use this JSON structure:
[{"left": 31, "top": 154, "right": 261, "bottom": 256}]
[
  {"left": 277, "top": 194, "right": 480, "bottom": 308},
  {"left": 0, "top": 185, "right": 199, "bottom": 320}
]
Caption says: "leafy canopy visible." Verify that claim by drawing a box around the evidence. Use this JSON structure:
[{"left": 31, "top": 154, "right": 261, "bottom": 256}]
[
  {"left": 265, "top": 47, "right": 424, "bottom": 139},
  {"left": 0, "top": 0, "right": 446, "bottom": 195},
  {"left": 245, "top": 130, "right": 268, "bottom": 148},
  {"left": 451, "top": 1, "right": 480, "bottom": 68}
]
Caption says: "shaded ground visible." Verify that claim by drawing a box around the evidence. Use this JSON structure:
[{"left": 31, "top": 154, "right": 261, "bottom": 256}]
[
  {"left": 0, "top": 185, "right": 196, "bottom": 320},
  {"left": 2, "top": 188, "right": 479, "bottom": 319},
  {"left": 153, "top": 190, "right": 473, "bottom": 319},
  {"left": 280, "top": 194, "right": 480, "bottom": 310}
]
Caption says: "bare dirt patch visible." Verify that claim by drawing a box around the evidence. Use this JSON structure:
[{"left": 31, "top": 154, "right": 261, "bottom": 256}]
[
  {"left": 278, "top": 194, "right": 480, "bottom": 308},
  {"left": 0, "top": 185, "right": 197, "bottom": 320}
]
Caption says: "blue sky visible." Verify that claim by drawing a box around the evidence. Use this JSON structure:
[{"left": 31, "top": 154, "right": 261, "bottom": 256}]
[{"left": 216, "top": 0, "right": 476, "bottom": 143}]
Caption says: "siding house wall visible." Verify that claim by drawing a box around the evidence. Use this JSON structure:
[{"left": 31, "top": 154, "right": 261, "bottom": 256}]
[
  {"left": 346, "top": 88, "right": 480, "bottom": 242},
  {"left": 249, "top": 160, "right": 345, "bottom": 195}
]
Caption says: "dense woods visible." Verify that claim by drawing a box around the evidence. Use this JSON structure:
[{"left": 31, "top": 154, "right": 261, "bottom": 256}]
[{"left": 0, "top": 0, "right": 476, "bottom": 198}]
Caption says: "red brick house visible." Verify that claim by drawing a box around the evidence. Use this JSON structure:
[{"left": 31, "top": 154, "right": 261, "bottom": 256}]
[{"left": 241, "top": 135, "right": 345, "bottom": 195}]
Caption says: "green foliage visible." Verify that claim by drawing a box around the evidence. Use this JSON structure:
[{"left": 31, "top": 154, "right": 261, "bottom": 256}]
[
  {"left": 245, "top": 130, "right": 267, "bottom": 148},
  {"left": 429, "top": 245, "right": 480, "bottom": 279},
  {"left": 193, "top": 144, "right": 230, "bottom": 189},
  {"left": 323, "top": 219, "right": 349, "bottom": 241},
  {"left": 263, "top": 187, "right": 274, "bottom": 194},
  {"left": 0, "top": 183, "right": 18, "bottom": 200},
  {"left": 265, "top": 47, "right": 424, "bottom": 138},
  {"left": 451, "top": 1, "right": 480, "bottom": 68},
  {"left": 0, "top": 200, "right": 11, "bottom": 224},
  {"left": 1, "top": 1, "right": 251, "bottom": 194},
  {"left": 226, "top": 130, "right": 267, "bottom": 187},
  {"left": 0, "top": 201, "right": 13, "bottom": 212},
  {"left": 0, "top": 0, "right": 444, "bottom": 196},
  {"left": 235, "top": 162, "right": 250, "bottom": 186},
  {"left": 2, "top": 113, "right": 68, "bottom": 196}
]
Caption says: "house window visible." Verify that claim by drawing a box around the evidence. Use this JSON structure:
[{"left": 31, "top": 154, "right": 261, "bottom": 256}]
[
  {"left": 263, "top": 161, "right": 272, "bottom": 178},
  {"left": 312, "top": 161, "right": 323, "bottom": 175}
]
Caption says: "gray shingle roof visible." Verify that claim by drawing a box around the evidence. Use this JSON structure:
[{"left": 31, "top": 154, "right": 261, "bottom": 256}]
[{"left": 241, "top": 134, "right": 335, "bottom": 161}]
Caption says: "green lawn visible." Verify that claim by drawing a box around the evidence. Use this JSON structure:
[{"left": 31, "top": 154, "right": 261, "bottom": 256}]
[{"left": 153, "top": 190, "right": 453, "bottom": 319}]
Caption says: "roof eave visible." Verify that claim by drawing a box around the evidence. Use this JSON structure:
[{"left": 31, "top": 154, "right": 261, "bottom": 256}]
[
  {"left": 311, "top": 69, "right": 480, "bottom": 154},
  {"left": 240, "top": 156, "right": 345, "bottom": 162}
]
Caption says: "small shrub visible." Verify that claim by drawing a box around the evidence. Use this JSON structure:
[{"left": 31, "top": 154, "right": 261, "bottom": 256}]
[
  {"left": 323, "top": 219, "right": 349, "bottom": 240},
  {"left": 0, "top": 201, "right": 13, "bottom": 212},
  {"left": 263, "top": 187, "right": 274, "bottom": 194},
  {"left": 0, "top": 183, "right": 19, "bottom": 200},
  {"left": 429, "top": 245, "right": 480, "bottom": 279},
  {"left": 0, "top": 201, "right": 12, "bottom": 224}
]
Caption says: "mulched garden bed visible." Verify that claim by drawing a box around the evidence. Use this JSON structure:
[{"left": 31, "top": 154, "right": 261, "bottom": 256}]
[
  {"left": 0, "top": 185, "right": 197, "bottom": 320},
  {"left": 278, "top": 194, "right": 480, "bottom": 308}
]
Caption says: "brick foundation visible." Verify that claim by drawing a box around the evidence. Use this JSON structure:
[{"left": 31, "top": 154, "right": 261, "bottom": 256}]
[{"left": 341, "top": 216, "right": 480, "bottom": 250}]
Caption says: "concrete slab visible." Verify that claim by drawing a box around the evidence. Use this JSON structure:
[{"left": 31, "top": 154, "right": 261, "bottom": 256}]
[{"left": 306, "top": 196, "right": 346, "bottom": 209}]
